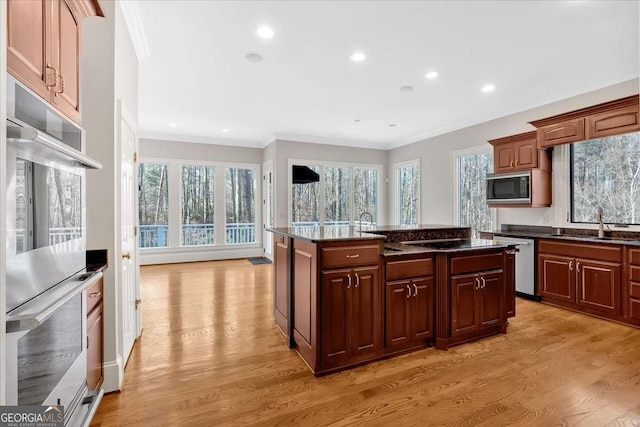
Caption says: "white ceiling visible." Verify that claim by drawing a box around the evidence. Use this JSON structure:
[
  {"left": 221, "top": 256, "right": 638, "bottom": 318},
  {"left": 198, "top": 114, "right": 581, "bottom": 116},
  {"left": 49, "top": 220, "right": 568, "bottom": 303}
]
[{"left": 135, "top": 1, "right": 639, "bottom": 150}]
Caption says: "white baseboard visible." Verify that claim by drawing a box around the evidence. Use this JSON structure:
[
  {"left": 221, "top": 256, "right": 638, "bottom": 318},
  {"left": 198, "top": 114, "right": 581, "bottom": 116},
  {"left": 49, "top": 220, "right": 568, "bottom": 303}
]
[
  {"left": 140, "top": 247, "right": 264, "bottom": 265},
  {"left": 102, "top": 357, "right": 124, "bottom": 393}
]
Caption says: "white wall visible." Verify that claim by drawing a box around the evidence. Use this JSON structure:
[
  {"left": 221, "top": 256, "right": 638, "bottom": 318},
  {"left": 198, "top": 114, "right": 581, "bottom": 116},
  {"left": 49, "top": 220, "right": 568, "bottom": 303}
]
[
  {"left": 82, "top": 0, "right": 139, "bottom": 393},
  {"left": 0, "top": 0, "right": 8, "bottom": 405},
  {"left": 387, "top": 78, "right": 639, "bottom": 229},
  {"left": 140, "top": 138, "right": 262, "bottom": 163},
  {"left": 270, "top": 139, "right": 387, "bottom": 227}
]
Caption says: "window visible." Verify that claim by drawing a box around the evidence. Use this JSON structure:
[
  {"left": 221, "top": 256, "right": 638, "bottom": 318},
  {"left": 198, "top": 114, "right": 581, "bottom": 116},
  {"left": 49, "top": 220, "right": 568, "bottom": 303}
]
[
  {"left": 138, "top": 163, "right": 169, "bottom": 248},
  {"left": 397, "top": 162, "right": 419, "bottom": 225},
  {"left": 571, "top": 132, "right": 640, "bottom": 224},
  {"left": 353, "top": 168, "right": 378, "bottom": 225},
  {"left": 290, "top": 163, "right": 380, "bottom": 227},
  {"left": 225, "top": 167, "right": 256, "bottom": 244},
  {"left": 291, "top": 165, "right": 320, "bottom": 226},
  {"left": 181, "top": 165, "right": 215, "bottom": 246},
  {"left": 457, "top": 150, "right": 494, "bottom": 235}
]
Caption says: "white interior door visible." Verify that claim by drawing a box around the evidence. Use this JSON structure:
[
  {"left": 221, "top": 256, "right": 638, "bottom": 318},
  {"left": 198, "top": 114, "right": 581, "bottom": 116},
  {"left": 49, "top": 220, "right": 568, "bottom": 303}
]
[
  {"left": 119, "top": 101, "right": 140, "bottom": 363},
  {"left": 262, "top": 160, "right": 274, "bottom": 260}
]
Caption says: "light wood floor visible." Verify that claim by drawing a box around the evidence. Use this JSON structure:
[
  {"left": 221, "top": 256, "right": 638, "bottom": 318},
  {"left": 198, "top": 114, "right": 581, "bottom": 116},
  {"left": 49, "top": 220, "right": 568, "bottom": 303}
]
[{"left": 91, "top": 259, "right": 640, "bottom": 427}]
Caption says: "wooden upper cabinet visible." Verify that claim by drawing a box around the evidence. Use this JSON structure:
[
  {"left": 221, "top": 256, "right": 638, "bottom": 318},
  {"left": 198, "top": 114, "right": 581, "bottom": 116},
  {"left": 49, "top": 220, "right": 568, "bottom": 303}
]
[
  {"left": 7, "top": 0, "right": 52, "bottom": 101},
  {"left": 51, "top": 0, "right": 82, "bottom": 122},
  {"left": 536, "top": 117, "right": 585, "bottom": 148},
  {"left": 530, "top": 95, "right": 640, "bottom": 148},
  {"left": 587, "top": 105, "right": 640, "bottom": 140},
  {"left": 488, "top": 131, "right": 549, "bottom": 173},
  {"left": 6, "top": 0, "right": 103, "bottom": 124}
]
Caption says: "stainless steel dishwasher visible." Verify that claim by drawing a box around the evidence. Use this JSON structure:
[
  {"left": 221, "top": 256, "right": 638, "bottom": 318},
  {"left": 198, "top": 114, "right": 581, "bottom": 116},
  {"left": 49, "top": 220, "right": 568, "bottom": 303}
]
[{"left": 492, "top": 236, "right": 536, "bottom": 298}]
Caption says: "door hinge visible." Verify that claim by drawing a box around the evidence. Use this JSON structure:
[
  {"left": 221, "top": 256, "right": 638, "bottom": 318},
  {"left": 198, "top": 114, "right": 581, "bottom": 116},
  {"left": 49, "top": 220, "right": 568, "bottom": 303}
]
[
  {"left": 86, "top": 337, "right": 89, "bottom": 349},
  {"left": 134, "top": 152, "right": 138, "bottom": 163},
  {"left": 134, "top": 226, "right": 138, "bottom": 236},
  {"left": 135, "top": 299, "right": 142, "bottom": 309}
]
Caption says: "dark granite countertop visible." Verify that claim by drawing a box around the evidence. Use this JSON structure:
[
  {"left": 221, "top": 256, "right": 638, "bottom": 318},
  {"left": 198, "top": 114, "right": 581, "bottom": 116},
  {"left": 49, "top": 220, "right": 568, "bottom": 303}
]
[
  {"left": 268, "top": 226, "right": 386, "bottom": 242},
  {"left": 382, "top": 238, "right": 513, "bottom": 257},
  {"left": 481, "top": 229, "right": 640, "bottom": 247}
]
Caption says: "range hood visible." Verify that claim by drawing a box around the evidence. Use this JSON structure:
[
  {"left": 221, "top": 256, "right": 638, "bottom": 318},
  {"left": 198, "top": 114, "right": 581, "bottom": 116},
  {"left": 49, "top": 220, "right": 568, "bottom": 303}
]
[{"left": 292, "top": 165, "right": 320, "bottom": 184}]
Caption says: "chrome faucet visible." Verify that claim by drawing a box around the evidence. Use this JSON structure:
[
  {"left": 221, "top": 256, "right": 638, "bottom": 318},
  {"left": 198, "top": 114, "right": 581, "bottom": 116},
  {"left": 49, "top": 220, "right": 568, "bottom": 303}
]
[
  {"left": 359, "top": 211, "right": 374, "bottom": 233},
  {"left": 597, "top": 207, "right": 605, "bottom": 238}
]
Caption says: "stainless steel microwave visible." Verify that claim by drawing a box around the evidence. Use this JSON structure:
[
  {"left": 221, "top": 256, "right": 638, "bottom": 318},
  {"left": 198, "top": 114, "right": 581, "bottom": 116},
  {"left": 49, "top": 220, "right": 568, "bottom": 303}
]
[{"left": 486, "top": 171, "right": 531, "bottom": 205}]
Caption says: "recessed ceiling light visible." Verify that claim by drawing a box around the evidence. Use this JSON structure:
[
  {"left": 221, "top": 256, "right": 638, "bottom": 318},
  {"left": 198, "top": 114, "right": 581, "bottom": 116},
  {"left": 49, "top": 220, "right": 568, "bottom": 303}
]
[
  {"left": 245, "top": 53, "right": 264, "bottom": 63},
  {"left": 257, "top": 26, "right": 274, "bottom": 39},
  {"left": 350, "top": 52, "right": 366, "bottom": 62},
  {"left": 389, "top": 124, "right": 397, "bottom": 127},
  {"left": 399, "top": 85, "right": 413, "bottom": 92},
  {"left": 425, "top": 71, "right": 439, "bottom": 80},
  {"left": 481, "top": 83, "right": 496, "bottom": 93},
  {"left": 221, "top": 128, "right": 229, "bottom": 133},
  {"left": 169, "top": 123, "right": 178, "bottom": 128}
]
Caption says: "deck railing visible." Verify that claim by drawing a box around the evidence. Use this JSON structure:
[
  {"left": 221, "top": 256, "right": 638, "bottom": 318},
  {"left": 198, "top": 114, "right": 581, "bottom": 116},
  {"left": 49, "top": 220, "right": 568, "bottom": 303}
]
[{"left": 139, "top": 223, "right": 256, "bottom": 248}]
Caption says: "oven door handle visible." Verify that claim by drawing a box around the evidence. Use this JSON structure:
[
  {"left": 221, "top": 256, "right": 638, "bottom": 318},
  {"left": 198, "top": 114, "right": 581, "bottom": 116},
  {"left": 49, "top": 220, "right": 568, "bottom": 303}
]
[
  {"left": 6, "top": 271, "right": 103, "bottom": 333},
  {"left": 7, "top": 123, "right": 102, "bottom": 170}
]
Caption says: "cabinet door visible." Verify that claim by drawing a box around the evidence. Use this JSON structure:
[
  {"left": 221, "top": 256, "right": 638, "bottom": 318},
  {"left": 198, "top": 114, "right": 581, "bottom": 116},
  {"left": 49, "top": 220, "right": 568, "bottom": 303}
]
[
  {"left": 7, "top": 0, "right": 53, "bottom": 101},
  {"left": 495, "top": 144, "right": 515, "bottom": 173},
  {"left": 274, "top": 235, "right": 289, "bottom": 335},
  {"left": 479, "top": 272, "right": 503, "bottom": 328},
  {"left": 576, "top": 259, "right": 621, "bottom": 315},
  {"left": 351, "top": 267, "right": 381, "bottom": 357},
  {"left": 587, "top": 105, "right": 640, "bottom": 139},
  {"left": 385, "top": 280, "right": 411, "bottom": 348},
  {"left": 51, "top": 0, "right": 81, "bottom": 122},
  {"left": 514, "top": 138, "right": 537, "bottom": 169},
  {"left": 87, "top": 303, "right": 103, "bottom": 391},
  {"left": 410, "top": 277, "right": 434, "bottom": 342},
  {"left": 539, "top": 254, "right": 575, "bottom": 302},
  {"left": 320, "top": 270, "right": 350, "bottom": 365},
  {"left": 537, "top": 118, "right": 585, "bottom": 148},
  {"left": 451, "top": 274, "right": 478, "bottom": 337}
]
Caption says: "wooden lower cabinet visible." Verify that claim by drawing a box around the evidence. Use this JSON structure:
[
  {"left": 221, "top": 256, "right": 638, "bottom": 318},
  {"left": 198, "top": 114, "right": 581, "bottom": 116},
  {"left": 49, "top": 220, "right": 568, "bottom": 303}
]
[
  {"left": 319, "top": 266, "right": 381, "bottom": 369},
  {"left": 451, "top": 270, "right": 503, "bottom": 338},
  {"left": 539, "top": 254, "right": 575, "bottom": 302},
  {"left": 629, "top": 248, "right": 640, "bottom": 324},
  {"left": 385, "top": 276, "right": 434, "bottom": 348},
  {"left": 87, "top": 301, "right": 103, "bottom": 391},
  {"left": 576, "top": 259, "right": 620, "bottom": 315},
  {"left": 273, "top": 234, "right": 289, "bottom": 336}
]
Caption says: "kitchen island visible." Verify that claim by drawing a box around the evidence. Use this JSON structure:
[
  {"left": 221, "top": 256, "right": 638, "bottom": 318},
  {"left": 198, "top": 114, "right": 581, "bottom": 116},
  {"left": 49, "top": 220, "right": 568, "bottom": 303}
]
[{"left": 269, "top": 225, "right": 516, "bottom": 375}]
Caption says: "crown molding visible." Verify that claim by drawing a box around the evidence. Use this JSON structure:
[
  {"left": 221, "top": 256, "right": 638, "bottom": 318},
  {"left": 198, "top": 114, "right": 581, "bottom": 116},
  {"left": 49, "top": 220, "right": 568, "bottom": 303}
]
[
  {"left": 119, "top": 1, "right": 151, "bottom": 59},
  {"left": 272, "top": 133, "right": 388, "bottom": 151},
  {"left": 139, "top": 131, "right": 262, "bottom": 149}
]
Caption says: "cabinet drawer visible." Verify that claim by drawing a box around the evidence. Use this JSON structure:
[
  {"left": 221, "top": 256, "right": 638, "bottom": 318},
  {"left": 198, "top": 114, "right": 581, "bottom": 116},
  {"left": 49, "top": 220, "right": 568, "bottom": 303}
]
[
  {"left": 539, "top": 240, "right": 621, "bottom": 263},
  {"left": 631, "top": 266, "right": 640, "bottom": 283},
  {"left": 451, "top": 252, "right": 503, "bottom": 276},
  {"left": 386, "top": 258, "right": 433, "bottom": 281},
  {"left": 86, "top": 277, "right": 104, "bottom": 315},
  {"left": 630, "top": 249, "right": 640, "bottom": 266},
  {"left": 630, "top": 298, "right": 640, "bottom": 322},
  {"left": 321, "top": 245, "right": 380, "bottom": 269},
  {"left": 274, "top": 234, "right": 288, "bottom": 247}
]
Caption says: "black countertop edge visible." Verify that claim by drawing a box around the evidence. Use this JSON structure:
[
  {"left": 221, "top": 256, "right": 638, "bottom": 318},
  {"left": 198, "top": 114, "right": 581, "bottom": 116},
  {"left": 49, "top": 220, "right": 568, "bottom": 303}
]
[
  {"left": 480, "top": 230, "right": 640, "bottom": 247},
  {"left": 382, "top": 239, "right": 516, "bottom": 257},
  {"left": 267, "top": 225, "right": 473, "bottom": 243}
]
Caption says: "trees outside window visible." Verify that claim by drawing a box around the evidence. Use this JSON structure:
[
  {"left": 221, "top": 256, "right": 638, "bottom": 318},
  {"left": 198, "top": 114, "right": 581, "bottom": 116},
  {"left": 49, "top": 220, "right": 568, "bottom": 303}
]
[
  {"left": 397, "top": 162, "right": 419, "bottom": 225},
  {"left": 225, "top": 167, "right": 256, "bottom": 244},
  {"left": 458, "top": 151, "right": 494, "bottom": 235},
  {"left": 290, "top": 164, "right": 380, "bottom": 227},
  {"left": 181, "top": 165, "right": 215, "bottom": 246},
  {"left": 138, "top": 163, "right": 169, "bottom": 247},
  {"left": 572, "top": 132, "right": 640, "bottom": 224}
]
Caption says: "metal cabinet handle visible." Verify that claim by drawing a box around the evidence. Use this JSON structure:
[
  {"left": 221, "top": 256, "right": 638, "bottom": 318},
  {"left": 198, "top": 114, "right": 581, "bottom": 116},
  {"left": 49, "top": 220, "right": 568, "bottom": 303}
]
[
  {"left": 347, "top": 274, "right": 352, "bottom": 289},
  {"left": 576, "top": 262, "right": 581, "bottom": 272},
  {"left": 413, "top": 283, "right": 417, "bottom": 297},
  {"left": 355, "top": 273, "right": 359, "bottom": 288},
  {"left": 406, "top": 285, "right": 410, "bottom": 298},
  {"left": 46, "top": 63, "right": 57, "bottom": 89},
  {"left": 510, "top": 160, "right": 514, "bottom": 168},
  {"left": 482, "top": 277, "right": 486, "bottom": 289},
  {"left": 569, "top": 260, "right": 573, "bottom": 271},
  {"left": 53, "top": 74, "right": 65, "bottom": 95},
  {"left": 475, "top": 278, "right": 479, "bottom": 290},
  {"left": 515, "top": 159, "right": 519, "bottom": 167},
  {"left": 89, "top": 291, "right": 102, "bottom": 298},
  {"left": 346, "top": 254, "right": 360, "bottom": 259}
]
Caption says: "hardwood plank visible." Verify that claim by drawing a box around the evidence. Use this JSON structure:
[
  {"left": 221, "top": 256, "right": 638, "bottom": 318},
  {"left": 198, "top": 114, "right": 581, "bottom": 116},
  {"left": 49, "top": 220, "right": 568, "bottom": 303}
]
[{"left": 91, "top": 259, "right": 640, "bottom": 426}]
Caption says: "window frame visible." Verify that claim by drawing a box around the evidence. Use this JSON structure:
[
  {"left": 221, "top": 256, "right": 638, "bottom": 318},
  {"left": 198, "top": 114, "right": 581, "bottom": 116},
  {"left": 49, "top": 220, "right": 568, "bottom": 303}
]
[
  {"left": 138, "top": 157, "right": 261, "bottom": 250},
  {"left": 393, "top": 159, "right": 421, "bottom": 226},
  {"left": 287, "top": 159, "right": 383, "bottom": 227},
  {"left": 137, "top": 160, "right": 171, "bottom": 249},
  {"left": 452, "top": 145, "right": 497, "bottom": 233}
]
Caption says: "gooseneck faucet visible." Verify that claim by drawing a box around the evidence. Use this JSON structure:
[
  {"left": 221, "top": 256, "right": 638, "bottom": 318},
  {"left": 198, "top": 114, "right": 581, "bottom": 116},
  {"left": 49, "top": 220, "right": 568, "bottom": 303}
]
[
  {"left": 597, "top": 207, "right": 605, "bottom": 238},
  {"left": 359, "top": 211, "right": 374, "bottom": 233}
]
